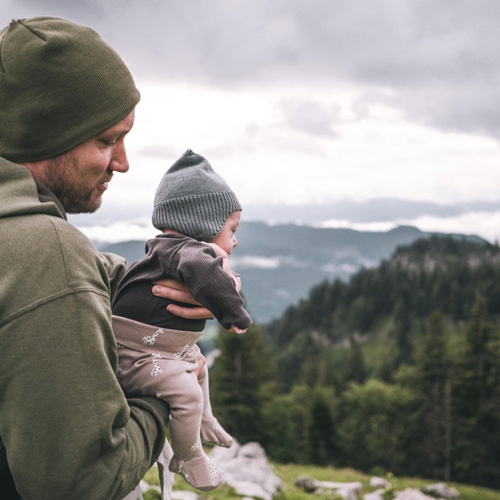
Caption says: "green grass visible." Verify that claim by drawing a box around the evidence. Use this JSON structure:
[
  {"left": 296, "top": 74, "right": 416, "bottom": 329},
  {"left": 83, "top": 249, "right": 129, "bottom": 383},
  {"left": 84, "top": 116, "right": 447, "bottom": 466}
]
[{"left": 143, "top": 461, "right": 500, "bottom": 500}]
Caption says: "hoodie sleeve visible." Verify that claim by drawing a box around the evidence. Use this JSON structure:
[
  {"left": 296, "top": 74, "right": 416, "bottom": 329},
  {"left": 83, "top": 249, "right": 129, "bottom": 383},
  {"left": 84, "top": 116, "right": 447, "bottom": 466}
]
[
  {"left": 172, "top": 241, "right": 252, "bottom": 330},
  {"left": 0, "top": 216, "right": 168, "bottom": 500},
  {"left": 98, "top": 251, "right": 128, "bottom": 297}
]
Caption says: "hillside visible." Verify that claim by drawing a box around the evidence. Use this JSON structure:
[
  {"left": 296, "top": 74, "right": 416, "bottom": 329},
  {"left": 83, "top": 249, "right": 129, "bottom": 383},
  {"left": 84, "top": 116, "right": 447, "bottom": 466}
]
[
  {"left": 267, "top": 234, "right": 500, "bottom": 349},
  {"left": 100, "top": 222, "right": 484, "bottom": 322},
  {"left": 208, "top": 235, "right": 500, "bottom": 491},
  {"left": 248, "top": 236, "right": 500, "bottom": 488},
  {"left": 143, "top": 461, "right": 500, "bottom": 500}
]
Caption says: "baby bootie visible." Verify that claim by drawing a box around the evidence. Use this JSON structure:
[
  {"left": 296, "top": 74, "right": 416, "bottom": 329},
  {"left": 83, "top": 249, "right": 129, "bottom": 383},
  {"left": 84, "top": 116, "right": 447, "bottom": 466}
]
[
  {"left": 200, "top": 418, "right": 233, "bottom": 448},
  {"left": 169, "top": 453, "right": 225, "bottom": 492}
]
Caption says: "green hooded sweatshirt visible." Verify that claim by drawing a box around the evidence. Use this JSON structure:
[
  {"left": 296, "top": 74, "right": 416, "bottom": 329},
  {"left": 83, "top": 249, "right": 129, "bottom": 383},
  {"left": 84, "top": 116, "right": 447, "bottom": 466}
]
[{"left": 0, "top": 158, "right": 168, "bottom": 499}]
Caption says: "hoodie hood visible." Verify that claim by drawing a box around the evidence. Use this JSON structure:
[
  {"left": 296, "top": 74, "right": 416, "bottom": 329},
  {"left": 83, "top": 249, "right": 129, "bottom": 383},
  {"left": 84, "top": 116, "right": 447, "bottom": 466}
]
[{"left": 0, "top": 157, "right": 66, "bottom": 220}]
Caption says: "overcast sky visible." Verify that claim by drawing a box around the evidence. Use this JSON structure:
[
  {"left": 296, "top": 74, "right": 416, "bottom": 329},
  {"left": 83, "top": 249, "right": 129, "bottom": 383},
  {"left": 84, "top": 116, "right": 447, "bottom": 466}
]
[{"left": 2, "top": 1, "right": 500, "bottom": 241}]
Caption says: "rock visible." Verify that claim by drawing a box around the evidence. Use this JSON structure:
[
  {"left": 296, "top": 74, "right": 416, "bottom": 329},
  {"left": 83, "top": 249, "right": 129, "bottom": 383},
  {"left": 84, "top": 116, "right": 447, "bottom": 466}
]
[
  {"left": 370, "top": 476, "right": 392, "bottom": 489},
  {"left": 209, "top": 441, "right": 282, "bottom": 500},
  {"left": 316, "top": 481, "right": 362, "bottom": 500},
  {"left": 394, "top": 488, "right": 435, "bottom": 500},
  {"left": 295, "top": 475, "right": 319, "bottom": 493},
  {"left": 295, "top": 475, "right": 362, "bottom": 500},
  {"left": 422, "top": 483, "right": 460, "bottom": 499}
]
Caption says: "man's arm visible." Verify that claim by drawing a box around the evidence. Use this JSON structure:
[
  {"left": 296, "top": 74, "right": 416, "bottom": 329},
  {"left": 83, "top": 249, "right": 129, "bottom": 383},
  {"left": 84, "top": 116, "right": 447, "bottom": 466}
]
[
  {"left": 0, "top": 220, "right": 168, "bottom": 500},
  {"left": 1, "top": 292, "right": 168, "bottom": 500},
  {"left": 99, "top": 251, "right": 128, "bottom": 297}
]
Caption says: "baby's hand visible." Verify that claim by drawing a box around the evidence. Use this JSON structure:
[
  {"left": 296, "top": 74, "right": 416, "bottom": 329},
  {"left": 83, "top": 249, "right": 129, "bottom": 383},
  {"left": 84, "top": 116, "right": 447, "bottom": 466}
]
[{"left": 228, "top": 325, "right": 247, "bottom": 334}]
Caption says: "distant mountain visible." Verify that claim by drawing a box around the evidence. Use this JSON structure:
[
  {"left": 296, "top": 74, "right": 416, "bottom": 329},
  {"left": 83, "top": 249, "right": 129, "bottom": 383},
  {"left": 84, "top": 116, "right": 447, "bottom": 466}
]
[{"left": 100, "top": 222, "right": 485, "bottom": 322}]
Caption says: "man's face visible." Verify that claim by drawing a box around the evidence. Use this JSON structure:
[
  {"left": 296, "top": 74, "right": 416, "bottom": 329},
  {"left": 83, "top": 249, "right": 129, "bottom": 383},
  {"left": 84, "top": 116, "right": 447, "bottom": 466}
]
[{"left": 43, "top": 111, "right": 135, "bottom": 213}]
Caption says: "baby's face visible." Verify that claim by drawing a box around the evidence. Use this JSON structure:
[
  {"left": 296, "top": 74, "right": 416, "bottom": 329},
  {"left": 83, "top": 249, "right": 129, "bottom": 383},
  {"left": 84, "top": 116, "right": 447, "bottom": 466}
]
[{"left": 212, "top": 211, "right": 241, "bottom": 254}]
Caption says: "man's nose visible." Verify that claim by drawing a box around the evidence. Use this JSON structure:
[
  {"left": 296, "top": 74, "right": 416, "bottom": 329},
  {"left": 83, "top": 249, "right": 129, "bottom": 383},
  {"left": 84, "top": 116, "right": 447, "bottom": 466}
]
[{"left": 110, "top": 142, "right": 129, "bottom": 173}]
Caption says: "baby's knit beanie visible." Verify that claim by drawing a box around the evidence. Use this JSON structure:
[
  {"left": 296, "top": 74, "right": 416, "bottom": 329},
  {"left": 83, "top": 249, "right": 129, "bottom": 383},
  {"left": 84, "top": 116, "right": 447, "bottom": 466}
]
[
  {"left": 152, "top": 150, "right": 242, "bottom": 241},
  {"left": 0, "top": 17, "right": 140, "bottom": 162}
]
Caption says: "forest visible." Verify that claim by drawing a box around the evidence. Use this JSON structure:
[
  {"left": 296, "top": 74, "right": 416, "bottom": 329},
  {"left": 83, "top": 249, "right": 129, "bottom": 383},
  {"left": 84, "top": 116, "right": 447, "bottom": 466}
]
[{"left": 207, "top": 235, "right": 500, "bottom": 490}]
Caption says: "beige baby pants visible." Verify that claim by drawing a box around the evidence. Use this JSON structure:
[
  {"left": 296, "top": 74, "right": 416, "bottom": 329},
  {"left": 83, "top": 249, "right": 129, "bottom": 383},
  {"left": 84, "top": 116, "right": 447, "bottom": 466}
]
[{"left": 112, "top": 316, "right": 232, "bottom": 491}]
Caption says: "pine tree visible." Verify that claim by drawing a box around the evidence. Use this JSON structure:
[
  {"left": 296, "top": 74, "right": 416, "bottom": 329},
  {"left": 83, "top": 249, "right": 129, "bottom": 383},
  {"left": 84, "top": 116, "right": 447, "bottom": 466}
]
[
  {"left": 210, "top": 324, "right": 275, "bottom": 444},
  {"left": 412, "top": 312, "right": 452, "bottom": 481},
  {"left": 452, "top": 295, "right": 500, "bottom": 488},
  {"left": 308, "top": 387, "right": 337, "bottom": 465},
  {"left": 345, "top": 334, "right": 366, "bottom": 384},
  {"left": 393, "top": 298, "right": 413, "bottom": 366}
]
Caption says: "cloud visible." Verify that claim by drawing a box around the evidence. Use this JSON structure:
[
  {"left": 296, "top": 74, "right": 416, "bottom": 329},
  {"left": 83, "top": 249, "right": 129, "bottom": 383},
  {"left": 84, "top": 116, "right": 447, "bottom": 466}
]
[
  {"left": 75, "top": 217, "right": 155, "bottom": 244},
  {"left": 140, "top": 1, "right": 500, "bottom": 139},
  {"left": 3, "top": 0, "right": 500, "bottom": 143},
  {"left": 279, "top": 99, "right": 340, "bottom": 138},
  {"left": 321, "top": 210, "right": 500, "bottom": 244}
]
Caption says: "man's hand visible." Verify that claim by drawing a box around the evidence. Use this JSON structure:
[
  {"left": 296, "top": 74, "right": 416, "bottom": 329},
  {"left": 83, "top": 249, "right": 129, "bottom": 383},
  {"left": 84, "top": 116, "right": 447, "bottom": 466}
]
[{"left": 152, "top": 279, "right": 214, "bottom": 320}]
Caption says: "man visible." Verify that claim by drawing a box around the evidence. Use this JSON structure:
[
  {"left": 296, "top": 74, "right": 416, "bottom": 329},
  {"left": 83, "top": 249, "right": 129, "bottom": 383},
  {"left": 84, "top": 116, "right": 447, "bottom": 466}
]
[{"left": 0, "top": 16, "right": 209, "bottom": 500}]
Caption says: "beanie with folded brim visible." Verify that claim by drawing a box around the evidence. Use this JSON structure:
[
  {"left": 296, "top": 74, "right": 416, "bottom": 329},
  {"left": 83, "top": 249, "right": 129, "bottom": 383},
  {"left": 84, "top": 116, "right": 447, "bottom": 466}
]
[
  {"left": 152, "top": 150, "right": 242, "bottom": 242},
  {"left": 0, "top": 17, "right": 140, "bottom": 162}
]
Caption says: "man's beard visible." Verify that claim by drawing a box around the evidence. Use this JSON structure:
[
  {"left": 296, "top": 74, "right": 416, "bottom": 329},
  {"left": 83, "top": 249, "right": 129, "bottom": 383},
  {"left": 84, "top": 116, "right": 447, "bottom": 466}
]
[{"left": 44, "top": 152, "right": 111, "bottom": 214}]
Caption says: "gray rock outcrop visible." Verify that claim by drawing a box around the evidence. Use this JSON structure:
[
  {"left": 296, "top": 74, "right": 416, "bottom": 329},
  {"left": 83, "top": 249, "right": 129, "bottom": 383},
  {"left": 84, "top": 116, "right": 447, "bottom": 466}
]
[
  {"left": 422, "top": 483, "right": 460, "bottom": 499},
  {"left": 295, "top": 475, "right": 363, "bottom": 500},
  {"left": 209, "top": 441, "right": 282, "bottom": 500},
  {"left": 394, "top": 488, "right": 436, "bottom": 500},
  {"left": 370, "top": 476, "right": 392, "bottom": 490}
]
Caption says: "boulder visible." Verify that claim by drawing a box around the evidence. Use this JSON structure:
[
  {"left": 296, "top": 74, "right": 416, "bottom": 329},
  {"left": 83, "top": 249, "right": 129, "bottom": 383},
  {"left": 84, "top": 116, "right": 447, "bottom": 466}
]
[
  {"left": 209, "top": 441, "right": 282, "bottom": 500},
  {"left": 295, "top": 476, "right": 319, "bottom": 493},
  {"left": 370, "top": 476, "right": 392, "bottom": 490},
  {"left": 422, "top": 483, "right": 460, "bottom": 499},
  {"left": 394, "top": 488, "right": 435, "bottom": 500},
  {"left": 295, "top": 475, "right": 362, "bottom": 500}
]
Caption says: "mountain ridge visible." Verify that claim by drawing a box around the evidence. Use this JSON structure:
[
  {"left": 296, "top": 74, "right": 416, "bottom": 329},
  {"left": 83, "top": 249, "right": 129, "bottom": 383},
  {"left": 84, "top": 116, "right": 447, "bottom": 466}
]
[{"left": 99, "top": 222, "right": 485, "bottom": 322}]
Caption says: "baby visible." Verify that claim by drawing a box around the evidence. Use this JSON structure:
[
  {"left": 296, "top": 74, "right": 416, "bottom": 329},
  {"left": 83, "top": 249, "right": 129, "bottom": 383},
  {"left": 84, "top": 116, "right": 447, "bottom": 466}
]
[{"left": 111, "top": 150, "right": 252, "bottom": 491}]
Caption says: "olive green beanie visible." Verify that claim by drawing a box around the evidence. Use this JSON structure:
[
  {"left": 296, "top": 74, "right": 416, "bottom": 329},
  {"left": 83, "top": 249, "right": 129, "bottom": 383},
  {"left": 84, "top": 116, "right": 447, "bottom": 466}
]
[
  {"left": 152, "top": 150, "right": 242, "bottom": 242},
  {"left": 0, "top": 17, "right": 140, "bottom": 162}
]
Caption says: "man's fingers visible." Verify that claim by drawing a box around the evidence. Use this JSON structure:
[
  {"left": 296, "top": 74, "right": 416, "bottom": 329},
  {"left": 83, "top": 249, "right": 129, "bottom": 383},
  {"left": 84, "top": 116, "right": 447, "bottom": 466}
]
[
  {"left": 154, "top": 278, "right": 188, "bottom": 291},
  {"left": 166, "top": 304, "right": 214, "bottom": 320},
  {"left": 152, "top": 284, "right": 202, "bottom": 306},
  {"left": 152, "top": 279, "right": 214, "bottom": 318}
]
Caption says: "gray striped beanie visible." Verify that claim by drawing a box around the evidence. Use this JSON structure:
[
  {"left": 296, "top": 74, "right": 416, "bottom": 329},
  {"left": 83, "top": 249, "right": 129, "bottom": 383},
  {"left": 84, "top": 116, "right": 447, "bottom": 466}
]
[{"left": 152, "top": 150, "right": 242, "bottom": 241}]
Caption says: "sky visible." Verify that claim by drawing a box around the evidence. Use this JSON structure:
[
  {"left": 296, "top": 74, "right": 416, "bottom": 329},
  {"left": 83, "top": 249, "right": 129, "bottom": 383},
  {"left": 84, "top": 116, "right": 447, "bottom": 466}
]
[{"left": 2, "top": 0, "right": 500, "bottom": 242}]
